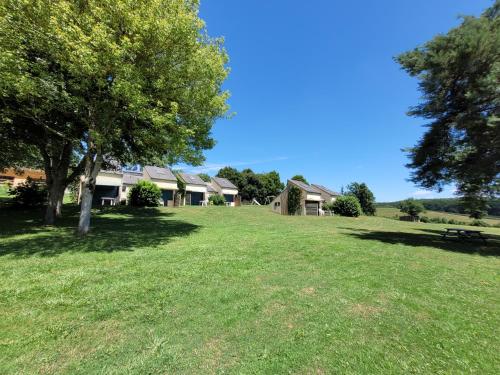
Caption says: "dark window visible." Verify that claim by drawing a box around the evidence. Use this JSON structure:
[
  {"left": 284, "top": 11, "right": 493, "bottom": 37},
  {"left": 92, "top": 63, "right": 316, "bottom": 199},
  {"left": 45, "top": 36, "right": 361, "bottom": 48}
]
[
  {"left": 92, "top": 185, "right": 119, "bottom": 206},
  {"left": 162, "top": 189, "right": 173, "bottom": 202},
  {"left": 190, "top": 192, "right": 204, "bottom": 205},
  {"left": 223, "top": 194, "right": 234, "bottom": 203}
]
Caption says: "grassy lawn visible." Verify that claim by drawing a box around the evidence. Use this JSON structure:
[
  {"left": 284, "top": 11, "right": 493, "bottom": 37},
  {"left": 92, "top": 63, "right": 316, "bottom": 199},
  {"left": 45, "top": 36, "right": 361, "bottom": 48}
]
[
  {"left": 0, "top": 205, "right": 499, "bottom": 374},
  {"left": 377, "top": 206, "right": 500, "bottom": 227}
]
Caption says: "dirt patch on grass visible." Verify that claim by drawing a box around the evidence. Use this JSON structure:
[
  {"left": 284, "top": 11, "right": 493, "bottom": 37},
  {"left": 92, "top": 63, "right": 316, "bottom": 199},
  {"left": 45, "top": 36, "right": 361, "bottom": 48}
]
[
  {"left": 263, "top": 301, "right": 286, "bottom": 316},
  {"left": 300, "top": 287, "right": 316, "bottom": 296}
]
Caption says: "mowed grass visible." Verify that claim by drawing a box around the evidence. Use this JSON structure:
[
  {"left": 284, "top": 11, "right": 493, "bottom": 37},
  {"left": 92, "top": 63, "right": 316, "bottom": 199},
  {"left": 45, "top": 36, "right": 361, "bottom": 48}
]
[
  {"left": 377, "top": 206, "right": 500, "bottom": 227},
  {"left": 0, "top": 205, "right": 499, "bottom": 374}
]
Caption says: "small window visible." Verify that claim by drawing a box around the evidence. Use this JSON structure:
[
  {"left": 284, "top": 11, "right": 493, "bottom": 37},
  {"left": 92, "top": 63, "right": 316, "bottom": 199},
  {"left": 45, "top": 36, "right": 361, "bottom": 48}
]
[
  {"left": 274, "top": 202, "right": 280, "bottom": 207},
  {"left": 122, "top": 185, "right": 127, "bottom": 192}
]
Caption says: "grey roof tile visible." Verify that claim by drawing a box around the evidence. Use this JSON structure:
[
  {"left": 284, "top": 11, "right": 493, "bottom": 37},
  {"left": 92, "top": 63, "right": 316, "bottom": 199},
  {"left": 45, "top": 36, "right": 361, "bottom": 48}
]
[
  {"left": 212, "top": 177, "right": 237, "bottom": 189},
  {"left": 144, "top": 166, "right": 176, "bottom": 181},
  {"left": 206, "top": 182, "right": 217, "bottom": 192},
  {"left": 123, "top": 172, "right": 142, "bottom": 185},
  {"left": 311, "top": 184, "right": 340, "bottom": 196},
  {"left": 289, "top": 180, "right": 322, "bottom": 194},
  {"left": 179, "top": 173, "right": 206, "bottom": 186}
]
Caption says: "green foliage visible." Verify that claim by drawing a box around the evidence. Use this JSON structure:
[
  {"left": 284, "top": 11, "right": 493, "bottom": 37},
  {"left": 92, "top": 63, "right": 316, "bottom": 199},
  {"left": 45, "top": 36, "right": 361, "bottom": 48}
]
[
  {"left": 471, "top": 219, "right": 490, "bottom": 227},
  {"left": 67, "top": 179, "right": 80, "bottom": 204},
  {"left": 216, "top": 167, "right": 284, "bottom": 203},
  {"left": 332, "top": 195, "right": 362, "bottom": 217},
  {"left": 257, "top": 171, "right": 284, "bottom": 203},
  {"left": 346, "top": 182, "right": 376, "bottom": 215},
  {"left": 217, "top": 167, "right": 243, "bottom": 187},
  {"left": 198, "top": 173, "right": 211, "bottom": 183},
  {"left": 291, "top": 175, "right": 308, "bottom": 184},
  {"left": 128, "top": 181, "right": 161, "bottom": 207},
  {"left": 0, "top": 0, "right": 230, "bottom": 167},
  {"left": 208, "top": 194, "right": 225, "bottom": 206},
  {"left": 8, "top": 178, "right": 47, "bottom": 207},
  {"left": 176, "top": 177, "right": 186, "bottom": 199},
  {"left": 397, "top": 2, "right": 500, "bottom": 201},
  {"left": 287, "top": 186, "right": 302, "bottom": 215},
  {"left": 399, "top": 198, "right": 425, "bottom": 218},
  {"left": 461, "top": 194, "right": 489, "bottom": 219},
  {"left": 322, "top": 202, "right": 335, "bottom": 211}
]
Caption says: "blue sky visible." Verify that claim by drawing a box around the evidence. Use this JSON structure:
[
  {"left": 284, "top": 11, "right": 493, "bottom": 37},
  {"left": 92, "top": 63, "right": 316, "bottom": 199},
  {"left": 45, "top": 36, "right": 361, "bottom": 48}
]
[{"left": 184, "top": 0, "right": 493, "bottom": 202}]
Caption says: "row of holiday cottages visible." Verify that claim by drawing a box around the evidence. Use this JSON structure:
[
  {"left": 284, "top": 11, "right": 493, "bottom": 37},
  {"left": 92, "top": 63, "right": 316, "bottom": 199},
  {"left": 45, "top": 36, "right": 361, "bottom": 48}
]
[
  {"left": 81, "top": 166, "right": 239, "bottom": 207},
  {"left": 87, "top": 170, "right": 340, "bottom": 215},
  {"left": 2, "top": 167, "right": 340, "bottom": 215}
]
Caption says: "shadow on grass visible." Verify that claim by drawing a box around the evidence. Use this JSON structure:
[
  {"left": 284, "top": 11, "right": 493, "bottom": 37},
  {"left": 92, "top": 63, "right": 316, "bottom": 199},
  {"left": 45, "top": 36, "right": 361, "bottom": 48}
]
[
  {"left": 341, "top": 227, "right": 500, "bottom": 256},
  {"left": 0, "top": 205, "right": 200, "bottom": 257}
]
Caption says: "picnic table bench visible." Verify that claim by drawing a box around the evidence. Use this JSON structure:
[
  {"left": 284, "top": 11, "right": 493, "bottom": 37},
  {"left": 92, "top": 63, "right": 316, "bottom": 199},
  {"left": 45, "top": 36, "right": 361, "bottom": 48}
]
[
  {"left": 442, "top": 228, "right": 487, "bottom": 244},
  {"left": 101, "top": 197, "right": 116, "bottom": 206}
]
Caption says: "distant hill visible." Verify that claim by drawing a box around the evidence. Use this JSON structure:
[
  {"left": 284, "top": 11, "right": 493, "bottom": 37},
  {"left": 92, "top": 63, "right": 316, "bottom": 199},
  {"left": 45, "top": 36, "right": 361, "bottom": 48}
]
[{"left": 377, "top": 198, "right": 500, "bottom": 217}]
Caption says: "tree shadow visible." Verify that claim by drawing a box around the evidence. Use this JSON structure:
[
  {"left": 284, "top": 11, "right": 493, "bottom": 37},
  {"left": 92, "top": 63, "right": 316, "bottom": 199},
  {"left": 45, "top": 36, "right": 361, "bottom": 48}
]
[
  {"left": 0, "top": 205, "right": 200, "bottom": 257},
  {"left": 341, "top": 227, "right": 500, "bottom": 257}
]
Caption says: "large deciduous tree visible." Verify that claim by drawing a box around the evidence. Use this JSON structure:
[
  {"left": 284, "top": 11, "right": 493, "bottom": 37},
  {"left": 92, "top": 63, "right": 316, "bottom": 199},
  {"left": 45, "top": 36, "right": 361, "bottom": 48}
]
[
  {"left": 0, "top": 2, "right": 87, "bottom": 224},
  {"left": 216, "top": 167, "right": 284, "bottom": 204},
  {"left": 346, "top": 182, "right": 376, "bottom": 216},
  {"left": 396, "top": 1, "right": 500, "bottom": 217},
  {"left": 1, "top": 0, "right": 230, "bottom": 234}
]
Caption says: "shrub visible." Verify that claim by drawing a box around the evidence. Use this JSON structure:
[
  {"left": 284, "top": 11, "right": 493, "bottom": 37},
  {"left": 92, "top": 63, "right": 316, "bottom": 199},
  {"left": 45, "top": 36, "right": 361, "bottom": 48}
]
[
  {"left": 420, "top": 216, "right": 430, "bottom": 223},
  {"left": 209, "top": 194, "right": 226, "bottom": 206},
  {"left": 332, "top": 195, "right": 362, "bottom": 217},
  {"left": 322, "top": 202, "right": 335, "bottom": 211},
  {"left": 471, "top": 219, "right": 490, "bottom": 227},
  {"left": 128, "top": 180, "right": 161, "bottom": 207},
  {"left": 9, "top": 177, "right": 47, "bottom": 207},
  {"left": 287, "top": 185, "right": 301, "bottom": 215},
  {"left": 399, "top": 198, "right": 425, "bottom": 218}
]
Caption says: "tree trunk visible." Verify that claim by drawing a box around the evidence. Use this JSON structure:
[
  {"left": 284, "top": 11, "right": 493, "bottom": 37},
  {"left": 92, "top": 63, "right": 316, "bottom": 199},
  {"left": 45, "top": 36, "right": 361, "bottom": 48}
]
[
  {"left": 55, "top": 186, "right": 65, "bottom": 217},
  {"left": 41, "top": 141, "right": 74, "bottom": 225},
  {"left": 44, "top": 180, "right": 66, "bottom": 225},
  {"left": 77, "top": 151, "right": 103, "bottom": 236}
]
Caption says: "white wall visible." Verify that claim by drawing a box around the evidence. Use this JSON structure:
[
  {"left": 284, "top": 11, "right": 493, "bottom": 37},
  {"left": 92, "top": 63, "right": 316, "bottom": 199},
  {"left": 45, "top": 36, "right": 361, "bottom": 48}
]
[
  {"left": 96, "top": 173, "right": 122, "bottom": 187},
  {"left": 306, "top": 193, "right": 322, "bottom": 201},
  {"left": 221, "top": 188, "right": 238, "bottom": 196},
  {"left": 185, "top": 184, "right": 207, "bottom": 193},
  {"left": 152, "top": 180, "right": 178, "bottom": 190}
]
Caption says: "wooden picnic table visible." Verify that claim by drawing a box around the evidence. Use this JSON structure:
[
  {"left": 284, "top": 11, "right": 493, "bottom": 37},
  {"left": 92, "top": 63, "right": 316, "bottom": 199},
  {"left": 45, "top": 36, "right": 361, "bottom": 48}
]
[{"left": 442, "top": 228, "right": 487, "bottom": 244}]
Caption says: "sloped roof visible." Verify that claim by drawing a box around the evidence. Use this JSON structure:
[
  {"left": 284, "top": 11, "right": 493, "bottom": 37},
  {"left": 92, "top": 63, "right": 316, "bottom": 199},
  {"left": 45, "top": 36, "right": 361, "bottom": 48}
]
[
  {"left": 123, "top": 172, "right": 142, "bottom": 185},
  {"left": 289, "top": 179, "right": 322, "bottom": 194},
  {"left": 144, "top": 166, "right": 176, "bottom": 181},
  {"left": 212, "top": 176, "right": 237, "bottom": 189},
  {"left": 179, "top": 173, "right": 206, "bottom": 186},
  {"left": 205, "top": 182, "right": 217, "bottom": 193},
  {"left": 311, "top": 184, "right": 340, "bottom": 196}
]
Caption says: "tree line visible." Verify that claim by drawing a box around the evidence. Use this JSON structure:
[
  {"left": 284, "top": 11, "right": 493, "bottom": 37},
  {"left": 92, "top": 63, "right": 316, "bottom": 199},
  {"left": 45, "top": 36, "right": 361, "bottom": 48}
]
[
  {"left": 216, "top": 167, "right": 284, "bottom": 204},
  {"left": 378, "top": 198, "right": 500, "bottom": 218}
]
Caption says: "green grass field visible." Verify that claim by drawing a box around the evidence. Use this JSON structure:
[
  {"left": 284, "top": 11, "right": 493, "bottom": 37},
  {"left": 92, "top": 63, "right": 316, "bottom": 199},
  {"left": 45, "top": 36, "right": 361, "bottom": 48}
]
[
  {"left": 377, "top": 206, "right": 500, "bottom": 227},
  {"left": 0, "top": 183, "right": 10, "bottom": 197},
  {"left": 1, "top": 205, "right": 499, "bottom": 374}
]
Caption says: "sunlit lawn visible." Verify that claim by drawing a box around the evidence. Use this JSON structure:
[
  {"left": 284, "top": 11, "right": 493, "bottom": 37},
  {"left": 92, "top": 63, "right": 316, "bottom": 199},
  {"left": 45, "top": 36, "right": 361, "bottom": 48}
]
[
  {"left": 377, "top": 206, "right": 500, "bottom": 227},
  {"left": 0, "top": 205, "right": 499, "bottom": 373}
]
